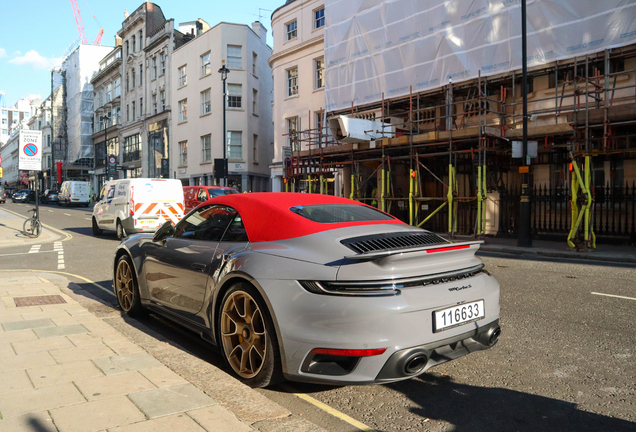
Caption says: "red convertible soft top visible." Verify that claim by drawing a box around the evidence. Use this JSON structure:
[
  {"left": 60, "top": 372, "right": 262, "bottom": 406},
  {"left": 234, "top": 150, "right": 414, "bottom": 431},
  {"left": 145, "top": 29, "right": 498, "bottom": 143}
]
[{"left": 203, "top": 192, "right": 405, "bottom": 243}]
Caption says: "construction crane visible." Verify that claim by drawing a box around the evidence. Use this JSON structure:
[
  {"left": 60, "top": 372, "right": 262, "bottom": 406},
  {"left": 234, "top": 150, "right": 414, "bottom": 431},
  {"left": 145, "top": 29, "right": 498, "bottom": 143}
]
[{"left": 69, "top": 0, "right": 104, "bottom": 45}]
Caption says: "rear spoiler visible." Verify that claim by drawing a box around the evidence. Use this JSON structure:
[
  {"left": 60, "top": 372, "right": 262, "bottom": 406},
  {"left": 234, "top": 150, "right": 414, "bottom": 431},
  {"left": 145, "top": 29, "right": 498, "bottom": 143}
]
[{"left": 343, "top": 240, "right": 483, "bottom": 261}]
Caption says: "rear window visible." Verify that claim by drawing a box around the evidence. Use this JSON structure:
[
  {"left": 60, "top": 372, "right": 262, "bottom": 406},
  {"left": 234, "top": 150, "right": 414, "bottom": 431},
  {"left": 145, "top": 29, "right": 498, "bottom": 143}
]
[
  {"left": 208, "top": 188, "right": 239, "bottom": 197},
  {"left": 289, "top": 204, "right": 395, "bottom": 223}
]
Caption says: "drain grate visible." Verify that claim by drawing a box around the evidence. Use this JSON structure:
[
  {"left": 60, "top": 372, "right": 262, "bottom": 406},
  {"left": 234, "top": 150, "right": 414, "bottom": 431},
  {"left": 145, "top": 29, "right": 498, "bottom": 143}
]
[{"left": 14, "top": 295, "right": 67, "bottom": 307}]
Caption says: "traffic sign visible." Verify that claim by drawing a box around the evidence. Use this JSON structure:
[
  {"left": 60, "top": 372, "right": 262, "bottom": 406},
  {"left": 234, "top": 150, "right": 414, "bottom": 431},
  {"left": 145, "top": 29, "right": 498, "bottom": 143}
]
[
  {"left": 0, "top": 155, "right": 3, "bottom": 165},
  {"left": 19, "top": 130, "right": 42, "bottom": 171}
]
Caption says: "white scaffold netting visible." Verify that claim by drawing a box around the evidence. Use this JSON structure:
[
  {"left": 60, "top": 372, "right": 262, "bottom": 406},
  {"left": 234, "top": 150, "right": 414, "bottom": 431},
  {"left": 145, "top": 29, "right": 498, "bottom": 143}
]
[{"left": 324, "top": 0, "right": 636, "bottom": 111}]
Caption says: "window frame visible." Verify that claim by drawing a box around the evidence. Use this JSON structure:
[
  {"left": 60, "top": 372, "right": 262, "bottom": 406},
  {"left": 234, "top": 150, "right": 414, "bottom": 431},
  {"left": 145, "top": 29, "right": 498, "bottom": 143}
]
[
  {"left": 227, "top": 84, "right": 242, "bottom": 109},
  {"left": 286, "top": 20, "right": 297, "bottom": 41},
  {"left": 315, "top": 57, "right": 325, "bottom": 89},
  {"left": 179, "top": 99, "right": 188, "bottom": 123},
  {"left": 179, "top": 140, "right": 187, "bottom": 166},
  {"left": 314, "top": 7, "right": 325, "bottom": 29},
  {"left": 201, "top": 88, "right": 211, "bottom": 115},
  {"left": 287, "top": 67, "right": 298, "bottom": 97},
  {"left": 227, "top": 45, "right": 242, "bottom": 69},
  {"left": 201, "top": 134, "right": 212, "bottom": 162},
  {"left": 227, "top": 130, "right": 242, "bottom": 159},
  {"left": 179, "top": 65, "right": 187, "bottom": 87},
  {"left": 201, "top": 52, "right": 211, "bottom": 77}
]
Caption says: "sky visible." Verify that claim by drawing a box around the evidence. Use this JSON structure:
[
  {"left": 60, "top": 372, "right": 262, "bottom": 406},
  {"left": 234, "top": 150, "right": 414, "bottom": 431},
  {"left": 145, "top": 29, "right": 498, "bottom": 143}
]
[{"left": 0, "top": 0, "right": 282, "bottom": 107}]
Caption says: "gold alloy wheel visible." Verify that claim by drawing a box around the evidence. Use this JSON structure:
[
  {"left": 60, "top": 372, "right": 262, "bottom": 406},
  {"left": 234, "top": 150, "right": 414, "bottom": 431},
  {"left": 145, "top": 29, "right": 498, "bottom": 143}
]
[
  {"left": 221, "top": 291, "right": 267, "bottom": 379},
  {"left": 115, "top": 259, "right": 135, "bottom": 312}
]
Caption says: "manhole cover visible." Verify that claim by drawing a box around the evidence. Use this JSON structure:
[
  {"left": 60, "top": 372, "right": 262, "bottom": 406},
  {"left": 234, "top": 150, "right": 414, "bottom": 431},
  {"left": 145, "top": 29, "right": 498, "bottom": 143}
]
[{"left": 14, "top": 295, "right": 67, "bottom": 307}]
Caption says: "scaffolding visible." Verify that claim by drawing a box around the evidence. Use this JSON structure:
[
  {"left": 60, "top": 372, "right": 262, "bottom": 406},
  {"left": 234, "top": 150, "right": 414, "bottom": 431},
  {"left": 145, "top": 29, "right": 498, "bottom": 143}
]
[{"left": 285, "top": 46, "right": 636, "bottom": 247}]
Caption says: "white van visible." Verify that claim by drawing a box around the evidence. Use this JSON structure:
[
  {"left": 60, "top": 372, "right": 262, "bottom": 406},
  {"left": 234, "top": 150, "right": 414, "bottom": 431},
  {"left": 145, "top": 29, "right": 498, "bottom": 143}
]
[
  {"left": 92, "top": 178, "right": 184, "bottom": 239},
  {"left": 59, "top": 181, "right": 90, "bottom": 207}
]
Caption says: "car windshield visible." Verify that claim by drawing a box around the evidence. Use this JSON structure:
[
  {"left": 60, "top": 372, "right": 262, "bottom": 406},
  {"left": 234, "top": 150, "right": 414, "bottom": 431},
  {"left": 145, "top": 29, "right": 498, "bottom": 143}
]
[
  {"left": 208, "top": 188, "right": 239, "bottom": 197},
  {"left": 289, "top": 204, "right": 395, "bottom": 223}
]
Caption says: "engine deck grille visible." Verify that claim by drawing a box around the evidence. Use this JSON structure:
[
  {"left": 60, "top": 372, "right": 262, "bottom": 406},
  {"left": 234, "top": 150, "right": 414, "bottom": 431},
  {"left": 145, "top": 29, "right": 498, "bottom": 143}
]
[{"left": 341, "top": 232, "right": 448, "bottom": 254}]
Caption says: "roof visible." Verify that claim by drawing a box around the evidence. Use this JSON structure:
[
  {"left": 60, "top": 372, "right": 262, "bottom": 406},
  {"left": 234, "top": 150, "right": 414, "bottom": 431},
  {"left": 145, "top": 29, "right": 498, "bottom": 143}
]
[{"left": 203, "top": 192, "right": 405, "bottom": 243}]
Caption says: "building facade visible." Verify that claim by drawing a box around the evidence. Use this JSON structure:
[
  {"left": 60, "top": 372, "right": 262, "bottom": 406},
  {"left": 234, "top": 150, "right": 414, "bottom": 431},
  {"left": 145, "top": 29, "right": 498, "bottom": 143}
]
[
  {"left": 1, "top": 97, "right": 34, "bottom": 146},
  {"left": 91, "top": 45, "right": 123, "bottom": 194},
  {"left": 171, "top": 21, "right": 274, "bottom": 191},
  {"left": 269, "top": 0, "right": 326, "bottom": 192},
  {"left": 117, "top": 2, "right": 185, "bottom": 180}
]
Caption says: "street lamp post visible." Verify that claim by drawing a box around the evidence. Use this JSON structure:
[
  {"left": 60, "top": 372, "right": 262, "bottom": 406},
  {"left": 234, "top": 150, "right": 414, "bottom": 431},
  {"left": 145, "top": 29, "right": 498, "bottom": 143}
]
[
  {"left": 218, "top": 61, "right": 230, "bottom": 187},
  {"left": 517, "top": 0, "right": 532, "bottom": 247},
  {"left": 99, "top": 114, "right": 111, "bottom": 192}
]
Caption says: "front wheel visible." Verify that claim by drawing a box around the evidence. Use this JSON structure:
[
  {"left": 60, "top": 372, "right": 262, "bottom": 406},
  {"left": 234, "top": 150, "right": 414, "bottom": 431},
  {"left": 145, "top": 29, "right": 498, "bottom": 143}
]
[
  {"left": 218, "top": 283, "right": 283, "bottom": 388},
  {"left": 23, "top": 218, "right": 42, "bottom": 238},
  {"left": 116, "top": 220, "right": 126, "bottom": 240},
  {"left": 92, "top": 217, "right": 103, "bottom": 236},
  {"left": 114, "top": 254, "right": 144, "bottom": 316}
]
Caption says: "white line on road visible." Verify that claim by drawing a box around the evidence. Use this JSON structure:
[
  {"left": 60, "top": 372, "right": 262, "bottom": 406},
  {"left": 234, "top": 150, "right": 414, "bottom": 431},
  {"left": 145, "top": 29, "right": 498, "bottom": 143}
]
[
  {"left": 28, "top": 245, "right": 41, "bottom": 254},
  {"left": 591, "top": 292, "right": 636, "bottom": 301},
  {"left": 63, "top": 213, "right": 71, "bottom": 216},
  {"left": 85, "top": 218, "right": 91, "bottom": 221},
  {"left": 48, "top": 210, "right": 54, "bottom": 212},
  {"left": 0, "top": 251, "right": 58, "bottom": 257}
]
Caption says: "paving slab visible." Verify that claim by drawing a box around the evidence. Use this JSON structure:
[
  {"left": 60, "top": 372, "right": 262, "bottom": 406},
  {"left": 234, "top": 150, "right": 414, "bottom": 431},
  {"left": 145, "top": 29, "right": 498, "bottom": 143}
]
[
  {"left": 0, "top": 370, "right": 33, "bottom": 395},
  {"left": 27, "top": 361, "right": 104, "bottom": 388},
  {"left": 0, "top": 329, "right": 37, "bottom": 344},
  {"left": 138, "top": 366, "right": 189, "bottom": 388},
  {"left": 49, "top": 344, "right": 116, "bottom": 364},
  {"left": 0, "top": 411, "right": 57, "bottom": 432},
  {"left": 103, "top": 338, "right": 146, "bottom": 355},
  {"left": 187, "top": 405, "right": 253, "bottom": 432},
  {"left": 75, "top": 371, "right": 157, "bottom": 401},
  {"left": 0, "top": 343, "right": 15, "bottom": 358},
  {"left": 33, "top": 323, "right": 88, "bottom": 338},
  {"left": 12, "top": 335, "right": 74, "bottom": 355},
  {"left": 0, "top": 351, "right": 56, "bottom": 373},
  {"left": 127, "top": 383, "right": 217, "bottom": 419},
  {"left": 93, "top": 351, "right": 163, "bottom": 375},
  {"left": 50, "top": 395, "right": 146, "bottom": 432},
  {"left": 0, "top": 382, "right": 85, "bottom": 419},
  {"left": 1, "top": 318, "right": 54, "bottom": 332},
  {"left": 106, "top": 414, "right": 207, "bottom": 432}
]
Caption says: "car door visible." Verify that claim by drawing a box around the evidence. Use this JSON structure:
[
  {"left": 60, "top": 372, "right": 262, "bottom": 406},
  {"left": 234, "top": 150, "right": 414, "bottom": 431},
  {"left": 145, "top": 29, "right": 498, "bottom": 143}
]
[{"left": 143, "top": 204, "right": 237, "bottom": 325}]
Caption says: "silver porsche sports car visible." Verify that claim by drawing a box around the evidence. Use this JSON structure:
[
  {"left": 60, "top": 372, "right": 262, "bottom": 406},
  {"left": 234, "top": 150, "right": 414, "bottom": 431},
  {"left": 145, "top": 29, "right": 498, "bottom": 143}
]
[{"left": 113, "top": 193, "right": 501, "bottom": 388}]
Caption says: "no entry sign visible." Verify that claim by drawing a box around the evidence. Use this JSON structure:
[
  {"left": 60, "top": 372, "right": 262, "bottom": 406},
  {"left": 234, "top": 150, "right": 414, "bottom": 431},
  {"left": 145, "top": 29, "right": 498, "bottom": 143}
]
[{"left": 19, "top": 130, "right": 42, "bottom": 171}]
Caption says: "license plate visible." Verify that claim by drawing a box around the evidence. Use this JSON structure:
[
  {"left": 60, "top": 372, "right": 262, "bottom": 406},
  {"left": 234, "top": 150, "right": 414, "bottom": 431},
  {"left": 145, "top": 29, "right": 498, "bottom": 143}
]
[{"left": 433, "top": 300, "right": 485, "bottom": 332}]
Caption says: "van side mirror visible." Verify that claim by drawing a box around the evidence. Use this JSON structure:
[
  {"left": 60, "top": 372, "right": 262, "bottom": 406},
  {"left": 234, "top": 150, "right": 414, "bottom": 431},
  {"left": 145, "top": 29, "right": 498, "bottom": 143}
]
[{"left": 153, "top": 221, "right": 175, "bottom": 242}]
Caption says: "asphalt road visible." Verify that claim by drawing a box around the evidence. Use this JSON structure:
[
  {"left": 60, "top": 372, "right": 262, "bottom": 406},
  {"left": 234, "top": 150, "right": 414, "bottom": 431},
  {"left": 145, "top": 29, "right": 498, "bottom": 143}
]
[{"left": 1, "top": 201, "right": 635, "bottom": 432}]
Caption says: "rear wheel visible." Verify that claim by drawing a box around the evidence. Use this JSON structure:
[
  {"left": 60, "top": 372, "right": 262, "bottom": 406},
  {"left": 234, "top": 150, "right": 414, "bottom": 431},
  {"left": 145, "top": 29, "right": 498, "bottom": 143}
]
[
  {"left": 114, "top": 254, "right": 144, "bottom": 316},
  {"left": 92, "top": 217, "right": 103, "bottom": 236},
  {"left": 218, "top": 283, "right": 283, "bottom": 388},
  {"left": 116, "top": 220, "right": 126, "bottom": 240}
]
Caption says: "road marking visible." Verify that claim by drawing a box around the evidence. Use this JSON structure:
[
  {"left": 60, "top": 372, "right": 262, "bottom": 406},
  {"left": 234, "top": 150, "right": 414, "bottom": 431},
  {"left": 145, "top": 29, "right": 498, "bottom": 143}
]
[
  {"left": 282, "top": 385, "right": 376, "bottom": 431},
  {"left": 0, "top": 208, "right": 73, "bottom": 242},
  {"left": 48, "top": 210, "right": 54, "bottom": 212},
  {"left": 29, "top": 245, "right": 41, "bottom": 254},
  {"left": 0, "top": 251, "right": 58, "bottom": 257},
  {"left": 63, "top": 213, "right": 71, "bottom": 216},
  {"left": 591, "top": 292, "right": 636, "bottom": 301},
  {"left": 0, "top": 269, "right": 113, "bottom": 296},
  {"left": 85, "top": 218, "right": 91, "bottom": 221}
]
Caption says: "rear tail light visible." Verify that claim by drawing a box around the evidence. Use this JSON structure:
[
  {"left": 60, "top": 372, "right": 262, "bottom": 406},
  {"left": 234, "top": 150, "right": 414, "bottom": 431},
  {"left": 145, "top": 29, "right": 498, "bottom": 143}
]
[{"left": 309, "top": 348, "right": 387, "bottom": 357}]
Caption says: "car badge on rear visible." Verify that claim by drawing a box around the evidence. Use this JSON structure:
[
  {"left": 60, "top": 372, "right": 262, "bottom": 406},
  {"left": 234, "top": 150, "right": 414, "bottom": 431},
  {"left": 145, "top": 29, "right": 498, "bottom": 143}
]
[{"left": 448, "top": 284, "right": 472, "bottom": 292}]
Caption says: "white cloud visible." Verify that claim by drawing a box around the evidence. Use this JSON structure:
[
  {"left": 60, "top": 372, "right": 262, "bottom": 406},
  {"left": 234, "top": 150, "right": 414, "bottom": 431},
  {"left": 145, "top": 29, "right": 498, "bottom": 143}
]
[
  {"left": 0, "top": 48, "right": 6, "bottom": 58},
  {"left": 8, "top": 50, "right": 64, "bottom": 70}
]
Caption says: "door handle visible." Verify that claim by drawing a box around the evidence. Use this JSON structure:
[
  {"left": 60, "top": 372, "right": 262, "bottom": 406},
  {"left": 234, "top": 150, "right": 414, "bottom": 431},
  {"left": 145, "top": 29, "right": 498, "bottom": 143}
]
[{"left": 191, "top": 263, "right": 207, "bottom": 272}]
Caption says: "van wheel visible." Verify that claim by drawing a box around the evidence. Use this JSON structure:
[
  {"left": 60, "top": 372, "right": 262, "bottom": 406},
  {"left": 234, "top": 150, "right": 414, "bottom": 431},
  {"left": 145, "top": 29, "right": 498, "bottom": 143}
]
[
  {"left": 116, "top": 220, "right": 126, "bottom": 240},
  {"left": 92, "top": 218, "right": 103, "bottom": 236}
]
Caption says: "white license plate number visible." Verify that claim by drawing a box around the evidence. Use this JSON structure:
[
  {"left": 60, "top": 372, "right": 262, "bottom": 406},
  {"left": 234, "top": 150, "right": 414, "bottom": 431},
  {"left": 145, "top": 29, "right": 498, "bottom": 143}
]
[{"left": 434, "top": 300, "right": 485, "bottom": 332}]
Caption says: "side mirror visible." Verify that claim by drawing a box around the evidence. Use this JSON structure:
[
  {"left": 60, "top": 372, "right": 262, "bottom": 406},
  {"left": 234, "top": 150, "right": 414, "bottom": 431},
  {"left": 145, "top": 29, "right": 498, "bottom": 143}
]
[{"left": 153, "top": 221, "right": 175, "bottom": 242}]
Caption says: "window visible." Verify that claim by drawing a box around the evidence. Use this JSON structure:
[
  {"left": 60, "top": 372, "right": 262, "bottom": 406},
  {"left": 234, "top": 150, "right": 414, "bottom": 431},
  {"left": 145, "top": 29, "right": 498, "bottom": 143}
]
[
  {"left": 198, "top": 188, "right": 209, "bottom": 202},
  {"left": 113, "top": 77, "right": 121, "bottom": 98},
  {"left": 201, "top": 134, "right": 211, "bottom": 161},
  {"left": 132, "top": 35, "right": 136, "bottom": 53},
  {"left": 227, "top": 131, "right": 242, "bottom": 159},
  {"left": 227, "top": 84, "right": 242, "bottom": 108},
  {"left": 139, "top": 30, "right": 143, "bottom": 49},
  {"left": 126, "top": 104, "right": 130, "bottom": 122},
  {"left": 106, "top": 83, "right": 112, "bottom": 102},
  {"left": 126, "top": 73, "right": 129, "bottom": 92},
  {"left": 201, "top": 52, "right": 211, "bottom": 76},
  {"left": 201, "top": 89, "right": 211, "bottom": 115},
  {"left": 227, "top": 45, "right": 242, "bottom": 69},
  {"left": 125, "top": 41, "right": 129, "bottom": 56},
  {"left": 287, "top": 116, "right": 299, "bottom": 150},
  {"left": 132, "top": 101, "right": 136, "bottom": 120},
  {"left": 139, "top": 65, "right": 143, "bottom": 86},
  {"left": 316, "top": 111, "right": 325, "bottom": 136},
  {"left": 47, "top": 155, "right": 51, "bottom": 169},
  {"left": 252, "top": 52, "right": 258, "bottom": 75},
  {"left": 152, "top": 94, "right": 157, "bottom": 114},
  {"left": 253, "top": 134, "right": 258, "bottom": 162},
  {"left": 47, "top": 134, "right": 51, "bottom": 147},
  {"left": 222, "top": 214, "right": 248, "bottom": 242},
  {"left": 179, "top": 140, "right": 187, "bottom": 166},
  {"left": 160, "top": 91, "right": 165, "bottom": 111},
  {"left": 139, "top": 98, "right": 143, "bottom": 117},
  {"left": 290, "top": 205, "right": 395, "bottom": 223},
  {"left": 315, "top": 58, "right": 325, "bottom": 89},
  {"left": 252, "top": 89, "right": 258, "bottom": 114},
  {"left": 179, "top": 99, "right": 188, "bottom": 122},
  {"left": 123, "top": 134, "right": 141, "bottom": 162},
  {"left": 179, "top": 65, "right": 187, "bottom": 87},
  {"left": 315, "top": 8, "right": 325, "bottom": 28},
  {"left": 286, "top": 20, "right": 297, "bottom": 41},
  {"left": 160, "top": 53, "right": 166, "bottom": 75},
  {"left": 174, "top": 205, "right": 237, "bottom": 241},
  {"left": 132, "top": 69, "right": 136, "bottom": 87},
  {"left": 287, "top": 67, "right": 298, "bottom": 96},
  {"left": 152, "top": 56, "right": 157, "bottom": 78},
  {"left": 113, "top": 106, "right": 121, "bottom": 125}
]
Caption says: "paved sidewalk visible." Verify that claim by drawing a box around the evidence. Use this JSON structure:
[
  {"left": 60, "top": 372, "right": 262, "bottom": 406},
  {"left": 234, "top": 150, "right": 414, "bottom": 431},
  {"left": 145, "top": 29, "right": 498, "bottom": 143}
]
[
  {"left": 466, "top": 235, "right": 636, "bottom": 264},
  {"left": 0, "top": 272, "right": 324, "bottom": 432},
  {"left": 0, "top": 209, "right": 63, "bottom": 249}
]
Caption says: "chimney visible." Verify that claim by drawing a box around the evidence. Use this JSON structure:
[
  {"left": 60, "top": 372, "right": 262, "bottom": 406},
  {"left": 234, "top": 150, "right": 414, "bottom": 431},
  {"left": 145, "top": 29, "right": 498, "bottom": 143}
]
[{"left": 251, "top": 21, "right": 268, "bottom": 41}]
